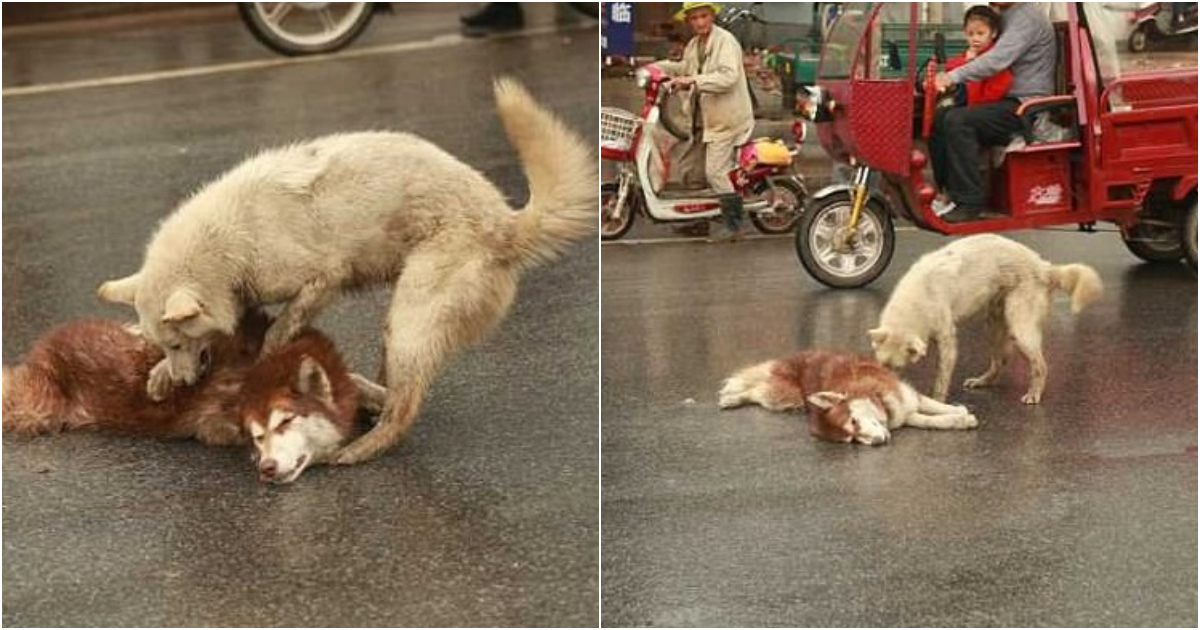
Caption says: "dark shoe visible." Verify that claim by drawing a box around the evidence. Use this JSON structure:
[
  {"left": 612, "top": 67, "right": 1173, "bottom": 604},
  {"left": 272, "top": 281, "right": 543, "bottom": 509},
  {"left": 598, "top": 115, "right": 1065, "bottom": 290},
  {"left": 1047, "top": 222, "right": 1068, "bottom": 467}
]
[
  {"left": 461, "top": 3, "right": 523, "bottom": 37},
  {"left": 672, "top": 221, "right": 710, "bottom": 237},
  {"left": 941, "top": 204, "right": 983, "bottom": 223},
  {"left": 706, "top": 225, "right": 745, "bottom": 243}
]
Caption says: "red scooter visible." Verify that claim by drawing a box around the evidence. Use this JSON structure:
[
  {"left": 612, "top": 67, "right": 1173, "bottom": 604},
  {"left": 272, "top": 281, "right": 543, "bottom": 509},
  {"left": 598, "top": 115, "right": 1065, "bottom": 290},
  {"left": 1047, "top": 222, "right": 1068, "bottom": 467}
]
[{"left": 601, "top": 64, "right": 808, "bottom": 240}]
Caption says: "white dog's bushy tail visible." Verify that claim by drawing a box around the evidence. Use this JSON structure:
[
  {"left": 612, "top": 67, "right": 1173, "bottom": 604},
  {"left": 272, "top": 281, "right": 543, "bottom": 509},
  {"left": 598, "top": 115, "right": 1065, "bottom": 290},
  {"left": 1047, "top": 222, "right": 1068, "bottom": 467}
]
[
  {"left": 493, "top": 77, "right": 596, "bottom": 269},
  {"left": 1049, "top": 263, "right": 1103, "bottom": 313}
]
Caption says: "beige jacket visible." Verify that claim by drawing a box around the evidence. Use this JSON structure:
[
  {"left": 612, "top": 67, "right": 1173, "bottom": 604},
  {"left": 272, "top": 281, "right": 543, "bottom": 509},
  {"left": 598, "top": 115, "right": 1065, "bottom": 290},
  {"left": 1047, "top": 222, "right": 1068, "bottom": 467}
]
[{"left": 657, "top": 25, "right": 754, "bottom": 144}]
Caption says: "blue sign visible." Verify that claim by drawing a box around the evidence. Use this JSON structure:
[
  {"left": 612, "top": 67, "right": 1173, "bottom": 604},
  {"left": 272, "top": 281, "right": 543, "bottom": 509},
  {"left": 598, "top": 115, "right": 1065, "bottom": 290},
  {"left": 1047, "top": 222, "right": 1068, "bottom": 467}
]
[{"left": 602, "top": 2, "right": 634, "bottom": 57}]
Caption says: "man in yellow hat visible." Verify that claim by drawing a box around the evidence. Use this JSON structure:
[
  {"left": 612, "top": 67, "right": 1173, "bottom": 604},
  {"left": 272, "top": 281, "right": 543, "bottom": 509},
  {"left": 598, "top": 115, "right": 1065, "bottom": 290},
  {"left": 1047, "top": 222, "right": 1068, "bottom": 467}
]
[{"left": 656, "top": 1, "right": 755, "bottom": 242}]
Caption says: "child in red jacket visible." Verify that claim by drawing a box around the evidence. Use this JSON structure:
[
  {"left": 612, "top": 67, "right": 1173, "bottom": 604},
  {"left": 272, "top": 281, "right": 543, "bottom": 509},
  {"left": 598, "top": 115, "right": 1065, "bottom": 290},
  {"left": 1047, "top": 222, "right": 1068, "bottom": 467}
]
[
  {"left": 933, "top": 5, "right": 1013, "bottom": 211},
  {"left": 947, "top": 5, "right": 1013, "bottom": 106}
]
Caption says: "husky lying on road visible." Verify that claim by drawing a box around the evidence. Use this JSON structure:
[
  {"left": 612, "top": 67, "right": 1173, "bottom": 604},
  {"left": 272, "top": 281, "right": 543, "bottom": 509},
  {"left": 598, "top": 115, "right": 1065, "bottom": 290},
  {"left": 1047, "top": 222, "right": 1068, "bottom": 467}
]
[
  {"left": 868, "top": 234, "right": 1103, "bottom": 404},
  {"left": 3, "top": 312, "right": 380, "bottom": 483},
  {"left": 98, "top": 78, "right": 595, "bottom": 465},
  {"left": 719, "top": 350, "right": 978, "bottom": 445}
]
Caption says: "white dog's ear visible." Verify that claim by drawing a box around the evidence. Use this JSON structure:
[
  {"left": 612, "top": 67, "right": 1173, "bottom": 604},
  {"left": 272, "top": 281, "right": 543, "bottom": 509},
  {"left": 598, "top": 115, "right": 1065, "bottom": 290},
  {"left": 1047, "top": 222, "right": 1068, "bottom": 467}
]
[
  {"left": 98, "top": 273, "right": 141, "bottom": 305},
  {"left": 906, "top": 337, "right": 928, "bottom": 360},
  {"left": 296, "top": 356, "right": 334, "bottom": 405},
  {"left": 162, "top": 289, "right": 203, "bottom": 323},
  {"left": 807, "top": 391, "right": 846, "bottom": 409},
  {"left": 867, "top": 328, "right": 889, "bottom": 348}
]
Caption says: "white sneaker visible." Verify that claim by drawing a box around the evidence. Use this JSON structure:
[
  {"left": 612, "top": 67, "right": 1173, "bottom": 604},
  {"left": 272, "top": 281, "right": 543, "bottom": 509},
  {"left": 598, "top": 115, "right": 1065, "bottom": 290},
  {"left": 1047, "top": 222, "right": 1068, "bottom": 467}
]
[{"left": 932, "top": 198, "right": 956, "bottom": 216}]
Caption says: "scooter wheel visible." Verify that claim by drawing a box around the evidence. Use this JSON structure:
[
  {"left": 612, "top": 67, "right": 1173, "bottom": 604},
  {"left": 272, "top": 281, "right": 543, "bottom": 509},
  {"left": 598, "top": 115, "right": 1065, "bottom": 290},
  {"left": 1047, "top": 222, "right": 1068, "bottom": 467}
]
[
  {"left": 1183, "top": 201, "right": 1197, "bottom": 271},
  {"left": 749, "top": 178, "right": 806, "bottom": 235},
  {"left": 794, "top": 195, "right": 894, "bottom": 288},
  {"left": 601, "top": 181, "right": 637, "bottom": 241}
]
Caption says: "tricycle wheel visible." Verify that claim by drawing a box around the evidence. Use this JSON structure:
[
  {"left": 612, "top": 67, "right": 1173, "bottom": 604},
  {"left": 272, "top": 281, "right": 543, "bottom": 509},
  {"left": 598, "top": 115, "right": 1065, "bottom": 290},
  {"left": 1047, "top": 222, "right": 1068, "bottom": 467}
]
[
  {"left": 1184, "top": 202, "right": 1197, "bottom": 271},
  {"left": 1122, "top": 221, "right": 1183, "bottom": 263},
  {"left": 601, "top": 181, "right": 636, "bottom": 241},
  {"left": 794, "top": 195, "right": 894, "bottom": 288},
  {"left": 750, "top": 178, "right": 806, "bottom": 234}
]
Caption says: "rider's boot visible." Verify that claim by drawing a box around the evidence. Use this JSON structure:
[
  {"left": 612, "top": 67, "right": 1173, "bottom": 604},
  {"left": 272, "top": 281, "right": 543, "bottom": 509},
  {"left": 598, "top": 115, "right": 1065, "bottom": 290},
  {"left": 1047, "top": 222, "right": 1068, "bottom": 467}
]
[
  {"left": 708, "top": 194, "right": 746, "bottom": 243},
  {"left": 461, "top": 3, "right": 524, "bottom": 37}
]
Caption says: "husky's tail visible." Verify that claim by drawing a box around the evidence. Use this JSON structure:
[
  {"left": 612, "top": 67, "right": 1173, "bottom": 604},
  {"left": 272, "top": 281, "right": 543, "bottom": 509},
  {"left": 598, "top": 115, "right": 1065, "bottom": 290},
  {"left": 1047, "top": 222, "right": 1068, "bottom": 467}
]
[
  {"left": 493, "top": 77, "right": 596, "bottom": 269},
  {"left": 1049, "top": 263, "right": 1103, "bottom": 313}
]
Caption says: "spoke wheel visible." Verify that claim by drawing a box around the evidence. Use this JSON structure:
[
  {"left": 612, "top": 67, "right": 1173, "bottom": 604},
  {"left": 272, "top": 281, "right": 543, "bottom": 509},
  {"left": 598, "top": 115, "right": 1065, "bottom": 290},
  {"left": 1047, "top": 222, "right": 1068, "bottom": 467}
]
[
  {"left": 794, "top": 196, "right": 894, "bottom": 288},
  {"left": 239, "top": 2, "right": 374, "bottom": 56},
  {"left": 601, "top": 181, "right": 636, "bottom": 241},
  {"left": 749, "top": 178, "right": 806, "bottom": 234}
]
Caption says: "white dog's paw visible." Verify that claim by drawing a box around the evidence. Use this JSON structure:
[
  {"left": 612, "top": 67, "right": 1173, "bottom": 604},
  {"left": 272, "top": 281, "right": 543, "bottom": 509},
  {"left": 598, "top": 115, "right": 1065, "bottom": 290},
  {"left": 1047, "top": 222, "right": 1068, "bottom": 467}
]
[
  {"left": 718, "top": 379, "right": 745, "bottom": 409},
  {"left": 1020, "top": 391, "right": 1041, "bottom": 405},
  {"left": 146, "top": 360, "right": 175, "bottom": 402},
  {"left": 718, "top": 392, "right": 744, "bottom": 409},
  {"left": 961, "top": 413, "right": 979, "bottom": 429}
]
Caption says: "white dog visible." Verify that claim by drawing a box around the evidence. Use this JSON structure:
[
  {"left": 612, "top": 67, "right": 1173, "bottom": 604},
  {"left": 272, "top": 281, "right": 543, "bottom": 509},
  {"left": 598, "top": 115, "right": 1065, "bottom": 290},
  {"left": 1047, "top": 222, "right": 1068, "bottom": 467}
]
[
  {"left": 868, "top": 234, "right": 1102, "bottom": 404},
  {"left": 98, "top": 78, "right": 595, "bottom": 464}
]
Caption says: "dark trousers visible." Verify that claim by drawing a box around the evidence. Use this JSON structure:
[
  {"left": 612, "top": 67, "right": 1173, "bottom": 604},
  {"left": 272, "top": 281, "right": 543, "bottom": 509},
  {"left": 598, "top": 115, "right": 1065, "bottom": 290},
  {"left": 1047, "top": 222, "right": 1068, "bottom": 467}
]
[{"left": 929, "top": 99, "right": 1022, "bottom": 209}]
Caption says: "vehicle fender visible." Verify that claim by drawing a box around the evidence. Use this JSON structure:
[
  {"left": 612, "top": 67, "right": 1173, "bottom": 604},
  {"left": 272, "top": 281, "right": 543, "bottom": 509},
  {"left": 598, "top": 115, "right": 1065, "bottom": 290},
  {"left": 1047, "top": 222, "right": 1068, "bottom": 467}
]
[{"left": 806, "top": 182, "right": 888, "bottom": 211}]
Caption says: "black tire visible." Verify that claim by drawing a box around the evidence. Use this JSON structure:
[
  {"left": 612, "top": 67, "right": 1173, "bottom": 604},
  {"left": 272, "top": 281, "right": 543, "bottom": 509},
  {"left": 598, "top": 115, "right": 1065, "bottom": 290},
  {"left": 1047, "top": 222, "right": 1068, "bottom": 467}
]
[
  {"left": 1128, "top": 24, "right": 1153, "bottom": 53},
  {"left": 794, "top": 195, "right": 894, "bottom": 288},
  {"left": 601, "top": 181, "right": 636, "bottom": 241},
  {"left": 239, "top": 2, "right": 374, "bottom": 56},
  {"left": 1184, "top": 202, "right": 1197, "bottom": 271},
  {"left": 1122, "top": 221, "right": 1184, "bottom": 263},
  {"left": 749, "top": 177, "right": 806, "bottom": 234}
]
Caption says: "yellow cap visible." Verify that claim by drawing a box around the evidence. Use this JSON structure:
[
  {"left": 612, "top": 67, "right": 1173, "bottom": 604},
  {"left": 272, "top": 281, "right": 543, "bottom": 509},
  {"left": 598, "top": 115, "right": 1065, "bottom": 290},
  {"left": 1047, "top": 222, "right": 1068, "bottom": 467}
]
[{"left": 674, "top": 2, "right": 723, "bottom": 21}]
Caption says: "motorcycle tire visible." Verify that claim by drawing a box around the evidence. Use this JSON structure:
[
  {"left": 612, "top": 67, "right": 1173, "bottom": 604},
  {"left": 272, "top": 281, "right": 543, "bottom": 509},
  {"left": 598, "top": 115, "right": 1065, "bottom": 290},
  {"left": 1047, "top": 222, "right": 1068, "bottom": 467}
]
[
  {"left": 794, "top": 194, "right": 894, "bottom": 289},
  {"left": 239, "top": 2, "right": 375, "bottom": 56}
]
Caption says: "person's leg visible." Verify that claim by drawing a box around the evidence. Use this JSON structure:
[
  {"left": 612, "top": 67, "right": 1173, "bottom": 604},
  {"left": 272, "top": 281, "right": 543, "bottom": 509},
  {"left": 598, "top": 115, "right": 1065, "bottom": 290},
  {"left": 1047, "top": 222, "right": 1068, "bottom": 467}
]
[
  {"left": 929, "top": 106, "right": 952, "bottom": 191},
  {"left": 704, "top": 136, "right": 745, "bottom": 242},
  {"left": 461, "top": 3, "right": 524, "bottom": 37},
  {"left": 943, "top": 100, "right": 1021, "bottom": 221}
]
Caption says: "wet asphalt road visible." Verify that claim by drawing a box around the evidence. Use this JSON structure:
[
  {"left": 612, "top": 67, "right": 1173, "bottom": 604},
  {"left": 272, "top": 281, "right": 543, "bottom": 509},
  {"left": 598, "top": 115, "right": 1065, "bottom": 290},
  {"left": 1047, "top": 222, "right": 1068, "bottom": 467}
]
[
  {"left": 602, "top": 230, "right": 1197, "bottom": 627},
  {"left": 3, "top": 5, "right": 597, "bottom": 627}
]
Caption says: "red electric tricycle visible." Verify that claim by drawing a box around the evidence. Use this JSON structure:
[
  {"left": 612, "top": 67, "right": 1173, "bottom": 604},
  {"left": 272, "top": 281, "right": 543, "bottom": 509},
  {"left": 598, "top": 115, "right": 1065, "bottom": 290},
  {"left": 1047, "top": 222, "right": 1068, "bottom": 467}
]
[{"left": 793, "top": 3, "right": 1198, "bottom": 288}]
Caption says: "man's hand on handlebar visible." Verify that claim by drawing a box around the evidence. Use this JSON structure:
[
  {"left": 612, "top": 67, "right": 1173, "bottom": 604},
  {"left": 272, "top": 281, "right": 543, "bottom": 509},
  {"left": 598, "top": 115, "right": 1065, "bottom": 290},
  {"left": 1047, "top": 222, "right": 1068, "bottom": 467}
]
[
  {"left": 934, "top": 72, "right": 953, "bottom": 93},
  {"left": 670, "top": 76, "right": 696, "bottom": 92}
]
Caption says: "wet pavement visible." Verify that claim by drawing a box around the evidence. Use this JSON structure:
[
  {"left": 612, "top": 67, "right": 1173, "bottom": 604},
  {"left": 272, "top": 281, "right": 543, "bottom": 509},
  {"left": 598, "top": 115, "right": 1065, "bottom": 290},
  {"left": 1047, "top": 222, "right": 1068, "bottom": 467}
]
[
  {"left": 601, "top": 230, "right": 1197, "bottom": 626},
  {"left": 3, "top": 5, "right": 598, "bottom": 627}
]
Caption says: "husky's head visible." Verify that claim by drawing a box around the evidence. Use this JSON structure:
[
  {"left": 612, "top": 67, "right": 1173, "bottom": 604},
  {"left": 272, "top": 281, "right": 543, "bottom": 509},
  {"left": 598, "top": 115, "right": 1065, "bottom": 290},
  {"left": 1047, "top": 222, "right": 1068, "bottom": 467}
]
[
  {"left": 867, "top": 327, "right": 927, "bottom": 369},
  {"left": 99, "top": 274, "right": 238, "bottom": 387},
  {"left": 240, "top": 356, "right": 349, "bottom": 484},
  {"left": 805, "top": 392, "right": 891, "bottom": 446}
]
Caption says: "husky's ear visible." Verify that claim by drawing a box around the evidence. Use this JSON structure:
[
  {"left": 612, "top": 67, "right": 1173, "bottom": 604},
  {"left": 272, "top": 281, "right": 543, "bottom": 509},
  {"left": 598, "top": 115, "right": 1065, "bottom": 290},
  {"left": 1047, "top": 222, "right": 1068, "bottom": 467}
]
[
  {"left": 867, "top": 327, "right": 889, "bottom": 348},
  {"left": 162, "top": 289, "right": 203, "bottom": 323},
  {"left": 807, "top": 391, "right": 846, "bottom": 410},
  {"left": 906, "top": 337, "right": 928, "bottom": 360},
  {"left": 296, "top": 356, "right": 334, "bottom": 405},
  {"left": 98, "top": 273, "right": 141, "bottom": 305}
]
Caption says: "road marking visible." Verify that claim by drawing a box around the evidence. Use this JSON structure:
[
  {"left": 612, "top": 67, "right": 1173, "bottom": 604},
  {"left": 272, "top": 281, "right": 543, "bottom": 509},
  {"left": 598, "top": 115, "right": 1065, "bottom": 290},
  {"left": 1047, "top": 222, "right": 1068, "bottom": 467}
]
[
  {"left": 602, "top": 225, "right": 918, "bottom": 246},
  {"left": 3, "top": 23, "right": 588, "bottom": 98}
]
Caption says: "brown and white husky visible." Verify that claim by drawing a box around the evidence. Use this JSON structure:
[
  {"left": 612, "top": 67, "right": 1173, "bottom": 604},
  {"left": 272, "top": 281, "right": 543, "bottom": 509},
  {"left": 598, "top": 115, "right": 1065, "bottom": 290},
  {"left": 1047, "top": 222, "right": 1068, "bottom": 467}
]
[
  {"left": 2, "top": 311, "right": 381, "bottom": 483},
  {"left": 719, "top": 350, "right": 979, "bottom": 445}
]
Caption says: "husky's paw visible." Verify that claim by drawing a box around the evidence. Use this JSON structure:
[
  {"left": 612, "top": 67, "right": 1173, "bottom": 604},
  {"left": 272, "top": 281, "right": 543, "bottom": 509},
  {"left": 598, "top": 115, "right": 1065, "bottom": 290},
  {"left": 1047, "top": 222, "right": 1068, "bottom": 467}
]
[
  {"left": 146, "top": 360, "right": 175, "bottom": 402},
  {"left": 1020, "top": 391, "right": 1041, "bottom": 405},
  {"left": 717, "top": 379, "right": 747, "bottom": 409},
  {"left": 963, "top": 376, "right": 987, "bottom": 389}
]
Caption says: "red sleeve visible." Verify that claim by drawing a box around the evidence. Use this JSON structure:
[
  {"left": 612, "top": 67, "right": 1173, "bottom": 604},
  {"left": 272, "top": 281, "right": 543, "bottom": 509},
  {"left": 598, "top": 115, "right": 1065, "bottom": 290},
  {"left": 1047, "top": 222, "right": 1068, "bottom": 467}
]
[{"left": 945, "top": 54, "right": 967, "bottom": 71}]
